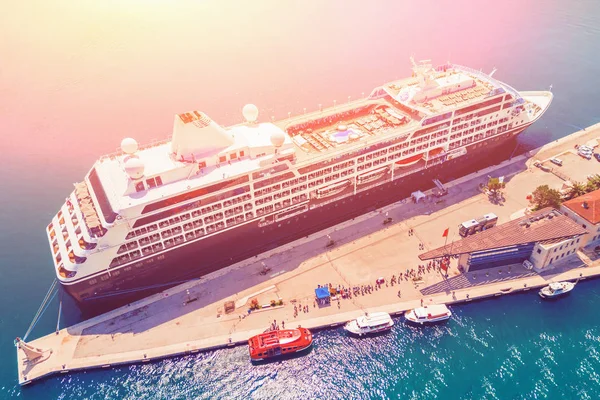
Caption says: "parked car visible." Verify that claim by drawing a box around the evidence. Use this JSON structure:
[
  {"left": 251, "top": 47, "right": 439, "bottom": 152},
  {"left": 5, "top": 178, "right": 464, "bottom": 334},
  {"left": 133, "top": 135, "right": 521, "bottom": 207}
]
[
  {"left": 594, "top": 153, "right": 600, "bottom": 162},
  {"left": 523, "top": 260, "right": 533, "bottom": 270},
  {"left": 579, "top": 151, "right": 592, "bottom": 160},
  {"left": 550, "top": 158, "right": 563, "bottom": 166}
]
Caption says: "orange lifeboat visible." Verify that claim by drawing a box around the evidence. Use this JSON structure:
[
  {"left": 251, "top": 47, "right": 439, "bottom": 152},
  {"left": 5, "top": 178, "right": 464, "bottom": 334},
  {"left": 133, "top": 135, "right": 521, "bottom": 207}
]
[
  {"left": 248, "top": 328, "right": 313, "bottom": 361},
  {"left": 428, "top": 147, "right": 444, "bottom": 158},
  {"left": 395, "top": 153, "right": 423, "bottom": 167}
]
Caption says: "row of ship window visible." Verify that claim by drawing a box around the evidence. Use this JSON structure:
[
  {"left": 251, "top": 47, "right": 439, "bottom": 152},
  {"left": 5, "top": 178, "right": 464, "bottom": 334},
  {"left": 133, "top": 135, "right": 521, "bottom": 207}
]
[
  {"left": 252, "top": 117, "right": 502, "bottom": 201},
  {"left": 111, "top": 209, "right": 258, "bottom": 268},
  {"left": 256, "top": 194, "right": 308, "bottom": 216},
  {"left": 113, "top": 107, "right": 520, "bottom": 267}
]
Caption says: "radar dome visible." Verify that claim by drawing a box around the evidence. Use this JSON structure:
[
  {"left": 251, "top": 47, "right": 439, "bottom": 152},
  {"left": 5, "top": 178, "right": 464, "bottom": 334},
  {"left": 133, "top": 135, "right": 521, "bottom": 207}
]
[
  {"left": 121, "top": 138, "right": 138, "bottom": 154},
  {"left": 124, "top": 157, "right": 145, "bottom": 179},
  {"left": 270, "top": 131, "right": 286, "bottom": 147},
  {"left": 242, "top": 104, "right": 259, "bottom": 123}
]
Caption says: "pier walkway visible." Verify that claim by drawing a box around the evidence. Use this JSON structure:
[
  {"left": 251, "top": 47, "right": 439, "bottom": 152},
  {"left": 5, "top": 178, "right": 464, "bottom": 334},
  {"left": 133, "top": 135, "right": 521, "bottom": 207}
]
[{"left": 16, "top": 123, "right": 600, "bottom": 385}]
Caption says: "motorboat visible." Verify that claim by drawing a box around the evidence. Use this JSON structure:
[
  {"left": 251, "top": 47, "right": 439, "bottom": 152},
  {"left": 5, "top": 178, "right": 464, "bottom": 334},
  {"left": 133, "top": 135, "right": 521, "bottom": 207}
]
[
  {"left": 248, "top": 328, "right": 312, "bottom": 361},
  {"left": 404, "top": 304, "right": 452, "bottom": 325},
  {"left": 344, "top": 312, "right": 394, "bottom": 336},
  {"left": 539, "top": 281, "right": 575, "bottom": 299}
]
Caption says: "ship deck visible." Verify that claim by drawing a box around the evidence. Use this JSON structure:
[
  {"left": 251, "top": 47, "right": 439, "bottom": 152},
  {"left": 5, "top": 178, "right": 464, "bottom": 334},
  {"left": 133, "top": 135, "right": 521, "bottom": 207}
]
[{"left": 17, "top": 122, "right": 600, "bottom": 386}]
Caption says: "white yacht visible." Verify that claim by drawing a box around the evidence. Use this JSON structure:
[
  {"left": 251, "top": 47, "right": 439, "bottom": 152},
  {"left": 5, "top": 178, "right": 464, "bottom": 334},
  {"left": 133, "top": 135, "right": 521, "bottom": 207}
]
[
  {"left": 404, "top": 304, "right": 452, "bottom": 324},
  {"left": 539, "top": 281, "right": 575, "bottom": 299},
  {"left": 344, "top": 312, "right": 394, "bottom": 336}
]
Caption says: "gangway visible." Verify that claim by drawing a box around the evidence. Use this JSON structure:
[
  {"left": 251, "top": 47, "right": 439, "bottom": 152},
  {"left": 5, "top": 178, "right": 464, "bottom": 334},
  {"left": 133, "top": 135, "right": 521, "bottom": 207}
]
[{"left": 432, "top": 179, "right": 448, "bottom": 197}]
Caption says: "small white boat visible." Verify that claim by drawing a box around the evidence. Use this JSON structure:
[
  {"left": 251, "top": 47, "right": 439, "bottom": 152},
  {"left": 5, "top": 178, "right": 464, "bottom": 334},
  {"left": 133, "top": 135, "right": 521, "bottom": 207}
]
[
  {"left": 404, "top": 304, "right": 451, "bottom": 325},
  {"left": 539, "top": 281, "right": 575, "bottom": 299},
  {"left": 344, "top": 312, "right": 394, "bottom": 336}
]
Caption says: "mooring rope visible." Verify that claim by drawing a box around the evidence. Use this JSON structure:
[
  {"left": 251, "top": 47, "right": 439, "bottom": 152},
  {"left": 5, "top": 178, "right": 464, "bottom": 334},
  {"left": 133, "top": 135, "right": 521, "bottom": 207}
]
[{"left": 22, "top": 279, "right": 58, "bottom": 342}]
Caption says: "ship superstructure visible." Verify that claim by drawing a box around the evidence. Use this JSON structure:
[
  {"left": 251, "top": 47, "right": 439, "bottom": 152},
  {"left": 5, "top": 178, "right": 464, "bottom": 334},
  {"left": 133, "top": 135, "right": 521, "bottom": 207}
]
[{"left": 46, "top": 60, "right": 552, "bottom": 306}]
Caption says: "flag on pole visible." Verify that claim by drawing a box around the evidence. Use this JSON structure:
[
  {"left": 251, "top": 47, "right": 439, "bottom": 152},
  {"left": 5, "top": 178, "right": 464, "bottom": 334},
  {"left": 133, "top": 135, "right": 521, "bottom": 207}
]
[
  {"left": 442, "top": 228, "right": 449, "bottom": 238},
  {"left": 440, "top": 256, "right": 449, "bottom": 272}
]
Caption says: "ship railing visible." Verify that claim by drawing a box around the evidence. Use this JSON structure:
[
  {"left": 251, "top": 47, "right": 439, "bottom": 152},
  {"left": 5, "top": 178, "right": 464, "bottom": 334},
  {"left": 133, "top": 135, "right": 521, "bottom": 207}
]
[
  {"left": 98, "top": 137, "right": 171, "bottom": 162},
  {"left": 451, "top": 64, "right": 522, "bottom": 101}
]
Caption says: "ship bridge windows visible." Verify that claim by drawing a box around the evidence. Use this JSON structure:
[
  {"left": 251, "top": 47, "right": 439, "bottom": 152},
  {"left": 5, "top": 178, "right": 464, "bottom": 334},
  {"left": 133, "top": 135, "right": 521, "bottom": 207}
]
[
  {"left": 146, "top": 176, "right": 163, "bottom": 189},
  {"left": 476, "top": 105, "right": 502, "bottom": 118},
  {"left": 455, "top": 96, "right": 503, "bottom": 117},
  {"left": 141, "top": 175, "right": 250, "bottom": 215}
]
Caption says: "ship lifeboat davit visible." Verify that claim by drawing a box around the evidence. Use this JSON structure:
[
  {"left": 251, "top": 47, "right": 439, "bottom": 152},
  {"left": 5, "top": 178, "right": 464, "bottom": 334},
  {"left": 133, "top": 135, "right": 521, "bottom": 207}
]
[
  {"left": 315, "top": 180, "right": 351, "bottom": 199},
  {"left": 357, "top": 166, "right": 389, "bottom": 185},
  {"left": 395, "top": 153, "right": 423, "bottom": 167}
]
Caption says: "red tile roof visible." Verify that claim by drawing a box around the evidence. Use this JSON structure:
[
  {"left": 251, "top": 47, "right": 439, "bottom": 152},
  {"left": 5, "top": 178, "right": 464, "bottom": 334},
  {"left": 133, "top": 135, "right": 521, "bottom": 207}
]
[
  {"left": 419, "top": 208, "right": 587, "bottom": 260},
  {"left": 561, "top": 188, "right": 600, "bottom": 225}
]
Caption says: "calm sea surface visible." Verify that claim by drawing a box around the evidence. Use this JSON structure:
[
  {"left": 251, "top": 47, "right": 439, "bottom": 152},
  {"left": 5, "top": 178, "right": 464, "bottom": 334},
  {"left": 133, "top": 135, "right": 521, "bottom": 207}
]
[{"left": 1, "top": 0, "right": 600, "bottom": 398}]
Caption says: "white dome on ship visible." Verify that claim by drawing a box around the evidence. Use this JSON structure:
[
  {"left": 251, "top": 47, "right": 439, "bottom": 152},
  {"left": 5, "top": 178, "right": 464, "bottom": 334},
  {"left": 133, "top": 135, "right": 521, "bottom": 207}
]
[
  {"left": 124, "top": 157, "right": 145, "bottom": 179},
  {"left": 270, "top": 131, "right": 285, "bottom": 147},
  {"left": 242, "top": 104, "right": 259, "bottom": 123},
  {"left": 121, "top": 137, "right": 138, "bottom": 154}
]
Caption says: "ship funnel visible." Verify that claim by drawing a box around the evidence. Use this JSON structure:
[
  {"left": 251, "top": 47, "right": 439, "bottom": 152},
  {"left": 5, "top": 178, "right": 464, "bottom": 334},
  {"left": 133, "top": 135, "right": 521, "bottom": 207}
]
[{"left": 171, "top": 111, "right": 234, "bottom": 160}]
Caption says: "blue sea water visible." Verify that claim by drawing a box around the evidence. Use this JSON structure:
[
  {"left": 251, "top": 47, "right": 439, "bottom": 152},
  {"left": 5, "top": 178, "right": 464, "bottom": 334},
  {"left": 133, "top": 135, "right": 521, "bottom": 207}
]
[{"left": 1, "top": 0, "right": 600, "bottom": 398}]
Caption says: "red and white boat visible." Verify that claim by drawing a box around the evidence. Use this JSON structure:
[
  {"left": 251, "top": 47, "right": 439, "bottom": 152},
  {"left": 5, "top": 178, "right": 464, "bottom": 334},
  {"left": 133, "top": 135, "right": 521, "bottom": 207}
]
[{"left": 248, "top": 328, "right": 313, "bottom": 361}]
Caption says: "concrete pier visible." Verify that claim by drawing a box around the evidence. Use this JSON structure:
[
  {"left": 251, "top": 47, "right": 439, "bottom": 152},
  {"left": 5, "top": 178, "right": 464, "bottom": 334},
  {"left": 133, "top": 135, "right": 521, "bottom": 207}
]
[{"left": 16, "top": 123, "right": 600, "bottom": 386}]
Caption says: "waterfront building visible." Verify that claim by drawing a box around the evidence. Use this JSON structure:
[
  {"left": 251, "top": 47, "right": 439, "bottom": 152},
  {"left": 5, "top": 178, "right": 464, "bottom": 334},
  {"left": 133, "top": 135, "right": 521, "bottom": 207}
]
[
  {"left": 419, "top": 208, "right": 587, "bottom": 272},
  {"left": 561, "top": 188, "right": 600, "bottom": 247}
]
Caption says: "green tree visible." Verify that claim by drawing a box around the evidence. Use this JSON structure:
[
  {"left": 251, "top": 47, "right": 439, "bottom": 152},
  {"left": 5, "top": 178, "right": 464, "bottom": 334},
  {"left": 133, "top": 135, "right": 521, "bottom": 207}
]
[
  {"left": 587, "top": 175, "right": 600, "bottom": 191},
  {"left": 531, "top": 185, "right": 562, "bottom": 210},
  {"left": 567, "top": 182, "right": 587, "bottom": 199}
]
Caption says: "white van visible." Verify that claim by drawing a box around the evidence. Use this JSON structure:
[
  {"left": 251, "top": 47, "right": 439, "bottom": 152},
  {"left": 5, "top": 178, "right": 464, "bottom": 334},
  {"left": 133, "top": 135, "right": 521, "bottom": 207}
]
[
  {"left": 523, "top": 260, "right": 533, "bottom": 270},
  {"left": 550, "top": 158, "right": 563, "bottom": 166}
]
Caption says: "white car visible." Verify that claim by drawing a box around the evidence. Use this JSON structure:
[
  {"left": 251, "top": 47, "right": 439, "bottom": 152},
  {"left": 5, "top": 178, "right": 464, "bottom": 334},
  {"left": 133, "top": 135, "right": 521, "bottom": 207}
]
[
  {"left": 550, "top": 158, "right": 563, "bottom": 166},
  {"left": 523, "top": 260, "right": 533, "bottom": 270},
  {"left": 578, "top": 151, "right": 592, "bottom": 160},
  {"left": 579, "top": 145, "right": 593, "bottom": 151}
]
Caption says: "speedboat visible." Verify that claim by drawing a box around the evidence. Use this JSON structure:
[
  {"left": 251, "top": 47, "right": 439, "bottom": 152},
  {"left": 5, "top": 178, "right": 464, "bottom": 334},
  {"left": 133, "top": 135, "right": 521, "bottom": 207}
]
[
  {"left": 404, "top": 304, "right": 452, "bottom": 325},
  {"left": 539, "top": 281, "right": 575, "bottom": 299},
  {"left": 344, "top": 312, "right": 394, "bottom": 336},
  {"left": 248, "top": 328, "right": 313, "bottom": 361}
]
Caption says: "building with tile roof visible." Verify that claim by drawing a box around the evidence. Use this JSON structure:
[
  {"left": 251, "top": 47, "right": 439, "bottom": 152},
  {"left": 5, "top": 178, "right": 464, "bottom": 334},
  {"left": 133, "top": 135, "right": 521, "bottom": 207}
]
[
  {"left": 419, "top": 207, "right": 587, "bottom": 272},
  {"left": 561, "top": 188, "right": 600, "bottom": 248}
]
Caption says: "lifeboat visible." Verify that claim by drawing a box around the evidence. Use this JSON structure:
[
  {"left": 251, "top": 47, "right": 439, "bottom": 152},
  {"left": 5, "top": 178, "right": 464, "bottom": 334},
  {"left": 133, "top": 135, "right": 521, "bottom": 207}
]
[
  {"left": 315, "top": 180, "right": 351, "bottom": 199},
  {"left": 427, "top": 147, "right": 445, "bottom": 158},
  {"left": 395, "top": 153, "right": 423, "bottom": 167},
  {"left": 248, "top": 328, "right": 313, "bottom": 361},
  {"left": 357, "top": 167, "right": 389, "bottom": 185}
]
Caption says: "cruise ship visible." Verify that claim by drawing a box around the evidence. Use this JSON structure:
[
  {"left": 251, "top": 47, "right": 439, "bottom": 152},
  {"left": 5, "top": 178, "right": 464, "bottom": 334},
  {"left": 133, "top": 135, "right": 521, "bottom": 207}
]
[{"left": 47, "top": 59, "right": 552, "bottom": 308}]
